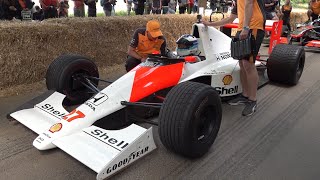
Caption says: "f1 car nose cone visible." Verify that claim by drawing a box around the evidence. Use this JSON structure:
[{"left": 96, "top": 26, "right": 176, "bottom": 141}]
[{"left": 33, "top": 134, "right": 56, "bottom": 150}]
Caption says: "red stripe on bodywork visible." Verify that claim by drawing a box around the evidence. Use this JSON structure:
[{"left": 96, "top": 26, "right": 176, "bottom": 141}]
[{"left": 129, "top": 63, "right": 184, "bottom": 102}]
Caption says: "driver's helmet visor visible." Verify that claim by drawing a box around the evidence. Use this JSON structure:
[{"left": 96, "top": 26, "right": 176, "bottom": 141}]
[
  {"left": 176, "top": 38, "right": 194, "bottom": 49},
  {"left": 177, "top": 43, "right": 188, "bottom": 49}
]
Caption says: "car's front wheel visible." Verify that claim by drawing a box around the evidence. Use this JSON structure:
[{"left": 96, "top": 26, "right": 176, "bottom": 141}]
[
  {"left": 158, "top": 81, "right": 222, "bottom": 158},
  {"left": 46, "top": 54, "right": 99, "bottom": 105}
]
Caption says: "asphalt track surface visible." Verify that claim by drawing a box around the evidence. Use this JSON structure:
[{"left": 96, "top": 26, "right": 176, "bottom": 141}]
[{"left": 1, "top": 47, "right": 320, "bottom": 180}]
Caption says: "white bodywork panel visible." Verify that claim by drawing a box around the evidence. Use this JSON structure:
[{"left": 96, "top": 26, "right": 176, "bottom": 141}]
[
  {"left": 10, "top": 92, "right": 68, "bottom": 134},
  {"left": 53, "top": 124, "right": 156, "bottom": 179},
  {"left": 179, "top": 24, "right": 242, "bottom": 96}
]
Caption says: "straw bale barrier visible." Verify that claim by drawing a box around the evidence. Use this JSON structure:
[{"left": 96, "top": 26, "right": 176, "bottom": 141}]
[{"left": 0, "top": 12, "right": 309, "bottom": 91}]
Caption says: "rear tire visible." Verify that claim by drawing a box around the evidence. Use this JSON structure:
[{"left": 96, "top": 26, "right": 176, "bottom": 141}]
[
  {"left": 46, "top": 54, "right": 99, "bottom": 105},
  {"left": 159, "top": 81, "right": 222, "bottom": 158},
  {"left": 267, "top": 44, "right": 305, "bottom": 85}
]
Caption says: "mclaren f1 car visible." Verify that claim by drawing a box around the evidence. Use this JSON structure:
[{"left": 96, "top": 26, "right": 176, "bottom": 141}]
[{"left": 8, "top": 19, "right": 305, "bottom": 179}]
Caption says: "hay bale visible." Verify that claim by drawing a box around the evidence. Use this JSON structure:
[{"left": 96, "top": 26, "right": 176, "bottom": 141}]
[
  {"left": 0, "top": 12, "right": 306, "bottom": 90},
  {"left": 0, "top": 14, "right": 198, "bottom": 89}
]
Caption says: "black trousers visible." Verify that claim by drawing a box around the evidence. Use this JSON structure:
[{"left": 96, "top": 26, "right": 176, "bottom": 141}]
[
  {"left": 87, "top": 2, "right": 97, "bottom": 17},
  {"left": 125, "top": 56, "right": 141, "bottom": 72}
]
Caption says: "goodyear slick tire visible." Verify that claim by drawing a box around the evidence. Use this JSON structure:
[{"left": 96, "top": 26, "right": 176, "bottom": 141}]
[
  {"left": 267, "top": 44, "right": 305, "bottom": 85},
  {"left": 158, "top": 81, "right": 222, "bottom": 158},
  {"left": 46, "top": 54, "right": 99, "bottom": 105}
]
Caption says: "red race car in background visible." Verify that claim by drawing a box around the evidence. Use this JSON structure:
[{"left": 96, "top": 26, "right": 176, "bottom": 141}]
[{"left": 282, "top": 18, "right": 320, "bottom": 52}]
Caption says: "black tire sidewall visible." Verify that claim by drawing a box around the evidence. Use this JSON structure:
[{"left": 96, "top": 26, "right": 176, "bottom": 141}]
[
  {"left": 59, "top": 59, "right": 99, "bottom": 103},
  {"left": 46, "top": 55, "right": 99, "bottom": 104},
  {"left": 267, "top": 44, "right": 305, "bottom": 85},
  {"left": 159, "top": 82, "right": 222, "bottom": 158},
  {"left": 184, "top": 88, "right": 222, "bottom": 157}
]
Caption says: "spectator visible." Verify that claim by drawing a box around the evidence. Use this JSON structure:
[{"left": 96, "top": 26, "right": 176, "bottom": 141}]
[
  {"left": 281, "top": 0, "right": 292, "bottom": 31},
  {"left": 33, "top": 5, "right": 44, "bottom": 20},
  {"left": 3, "top": 0, "right": 22, "bottom": 20},
  {"left": 273, "top": 0, "right": 281, "bottom": 19},
  {"left": 264, "top": 0, "right": 277, "bottom": 20},
  {"left": 152, "top": 0, "right": 161, "bottom": 14},
  {"left": 134, "top": 0, "right": 145, "bottom": 15},
  {"left": 72, "top": 0, "right": 84, "bottom": 17},
  {"left": 210, "top": 0, "right": 217, "bottom": 11},
  {"left": 167, "top": 0, "right": 176, "bottom": 13},
  {"left": 144, "top": 0, "right": 152, "bottom": 14},
  {"left": 125, "top": 20, "right": 167, "bottom": 72},
  {"left": 186, "top": 0, "right": 193, "bottom": 14},
  {"left": 0, "top": 0, "right": 5, "bottom": 19},
  {"left": 58, "top": 0, "right": 69, "bottom": 17},
  {"left": 307, "top": 0, "right": 320, "bottom": 21},
  {"left": 192, "top": 0, "right": 197, "bottom": 13},
  {"left": 85, "top": 0, "right": 97, "bottom": 17},
  {"left": 40, "top": 0, "right": 58, "bottom": 19},
  {"left": 162, "top": 0, "right": 169, "bottom": 14},
  {"left": 18, "top": 0, "right": 34, "bottom": 10},
  {"left": 101, "top": 0, "right": 115, "bottom": 16},
  {"left": 178, "top": 0, "right": 186, "bottom": 14},
  {"left": 125, "top": 0, "right": 133, "bottom": 15}
]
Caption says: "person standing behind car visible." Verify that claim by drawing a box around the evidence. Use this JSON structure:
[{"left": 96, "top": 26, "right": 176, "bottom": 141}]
[
  {"left": 307, "top": 0, "right": 320, "bottom": 21},
  {"left": 40, "top": 0, "right": 58, "bottom": 19},
  {"left": 178, "top": 0, "right": 186, "bottom": 14},
  {"left": 264, "top": 0, "right": 276, "bottom": 20},
  {"left": 3, "top": 0, "right": 23, "bottom": 20},
  {"left": 161, "top": 0, "right": 169, "bottom": 14},
  {"left": 202, "top": 0, "right": 266, "bottom": 116},
  {"left": 85, "top": 0, "right": 97, "bottom": 17},
  {"left": 125, "top": 20, "right": 167, "bottom": 72},
  {"left": 134, "top": 0, "right": 145, "bottom": 15},
  {"left": 125, "top": 0, "right": 133, "bottom": 15},
  {"left": 152, "top": 0, "right": 161, "bottom": 14},
  {"left": 58, "top": 0, "right": 69, "bottom": 17},
  {"left": 281, "top": 0, "right": 292, "bottom": 32},
  {"left": 168, "top": 0, "right": 176, "bottom": 13},
  {"left": 33, "top": 5, "right": 44, "bottom": 20},
  {"left": 72, "top": 0, "right": 84, "bottom": 17}
]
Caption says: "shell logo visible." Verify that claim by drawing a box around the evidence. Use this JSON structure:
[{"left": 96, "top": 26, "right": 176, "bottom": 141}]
[
  {"left": 49, "top": 123, "right": 62, "bottom": 133},
  {"left": 222, "top": 75, "right": 233, "bottom": 85}
]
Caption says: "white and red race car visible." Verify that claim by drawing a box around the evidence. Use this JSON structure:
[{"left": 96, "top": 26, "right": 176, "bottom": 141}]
[{"left": 8, "top": 20, "right": 305, "bottom": 179}]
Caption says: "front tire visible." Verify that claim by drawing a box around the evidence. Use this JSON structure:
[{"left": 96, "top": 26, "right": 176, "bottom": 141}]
[
  {"left": 159, "top": 82, "right": 222, "bottom": 158},
  {"left": 46, "top": 54, "right": 99, "bottom": 105}
]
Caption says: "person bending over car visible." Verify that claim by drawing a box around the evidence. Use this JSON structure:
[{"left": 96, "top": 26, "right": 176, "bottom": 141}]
[
  {"left": 202, "top": 0, "right": 266, "bottom": 116},
  {"left": 125, "top": 20, "right": 167, "bottom": 72}
]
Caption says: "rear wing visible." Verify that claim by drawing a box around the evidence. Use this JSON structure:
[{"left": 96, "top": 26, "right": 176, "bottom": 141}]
[{"left": 268, "top": 20, "right": 283, "bottom": 54}]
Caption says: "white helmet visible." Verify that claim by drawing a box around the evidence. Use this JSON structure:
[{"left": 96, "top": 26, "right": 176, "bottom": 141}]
[{"left": 176, "top": 34, "right": 200, "bottom": 56}]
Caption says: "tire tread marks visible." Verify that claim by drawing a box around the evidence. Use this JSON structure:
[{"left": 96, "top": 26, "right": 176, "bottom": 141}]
[
  {"left": 163, "top": 84, "right": 287, "bottom": 178},
  {"left": 209, "top": 80, "right": 320, "bottom": 180}
]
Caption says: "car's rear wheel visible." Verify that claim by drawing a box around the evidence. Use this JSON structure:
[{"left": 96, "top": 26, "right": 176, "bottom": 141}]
[
  {"left": 267, "top": 44, "right": 305, "bottom": 85},
  {"left": 46, "top": 54, "right": 99, "bottom": 105},
  {"left": 158, "top": 81, "right": 222, "bottom": 158}
]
